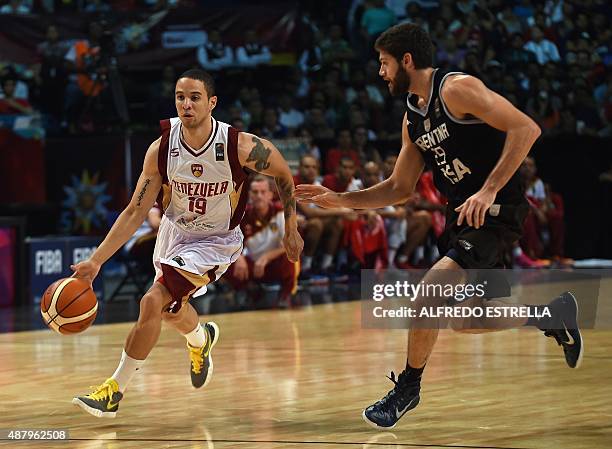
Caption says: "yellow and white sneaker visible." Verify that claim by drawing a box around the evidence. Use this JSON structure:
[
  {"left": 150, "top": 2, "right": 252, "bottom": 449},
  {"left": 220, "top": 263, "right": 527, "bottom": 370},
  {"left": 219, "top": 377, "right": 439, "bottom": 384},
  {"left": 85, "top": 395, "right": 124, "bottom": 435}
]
[
  {"left": 72, "top": 378, "right": 123, "bottom": 418},
  {"left": 188, "top": 322, "right": 220, "bottom": 388}
]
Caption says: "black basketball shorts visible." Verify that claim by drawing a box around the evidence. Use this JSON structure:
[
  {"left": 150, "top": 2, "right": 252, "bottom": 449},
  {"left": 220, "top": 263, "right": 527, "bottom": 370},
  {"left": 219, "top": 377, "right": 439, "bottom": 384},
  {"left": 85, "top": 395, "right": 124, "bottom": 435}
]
[{"left": 438, "top": 201, "right": 529, "bottom": 270}]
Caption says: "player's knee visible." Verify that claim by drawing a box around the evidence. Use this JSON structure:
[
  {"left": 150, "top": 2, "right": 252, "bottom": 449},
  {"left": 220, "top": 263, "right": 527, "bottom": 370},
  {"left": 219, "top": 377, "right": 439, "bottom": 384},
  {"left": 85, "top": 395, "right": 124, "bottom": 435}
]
[{"left": 138, "top": 290, "right": 165, "bottom": 322}]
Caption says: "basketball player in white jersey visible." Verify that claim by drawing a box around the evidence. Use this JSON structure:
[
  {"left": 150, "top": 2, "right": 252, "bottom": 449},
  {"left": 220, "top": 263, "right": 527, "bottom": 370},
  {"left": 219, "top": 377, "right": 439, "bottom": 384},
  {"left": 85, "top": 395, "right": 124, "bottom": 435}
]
[{"left": 70, "top": 69, "right": 303, "bottom": 417}]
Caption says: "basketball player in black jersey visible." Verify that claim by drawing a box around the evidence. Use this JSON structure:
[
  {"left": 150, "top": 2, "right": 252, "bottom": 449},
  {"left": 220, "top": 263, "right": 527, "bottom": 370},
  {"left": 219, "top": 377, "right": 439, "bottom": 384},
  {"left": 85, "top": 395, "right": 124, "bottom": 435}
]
[{"left": 295, "top": 23, "right": 583, "bottom": 429}]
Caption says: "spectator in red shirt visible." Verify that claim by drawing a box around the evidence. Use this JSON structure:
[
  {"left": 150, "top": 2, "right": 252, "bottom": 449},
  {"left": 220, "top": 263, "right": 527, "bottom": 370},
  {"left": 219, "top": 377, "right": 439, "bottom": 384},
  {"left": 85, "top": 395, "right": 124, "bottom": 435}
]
[
  {"left": 324, "top": 128, "right": 361, "bottom": 174},
  {"left": 295, "top": 155, "right": 355, "bottom": 275},
  {"left": 225, "top": 175, "right": 298, "bottom": 306},
  {"left": 519, "top": 156, "right": 571, "bottom": 266},
  {"left": 322, "top": 156, "right": 363, "bottom": 193},
  {"left": 341, "top": 160, "right": 388, "bottom": 270}
]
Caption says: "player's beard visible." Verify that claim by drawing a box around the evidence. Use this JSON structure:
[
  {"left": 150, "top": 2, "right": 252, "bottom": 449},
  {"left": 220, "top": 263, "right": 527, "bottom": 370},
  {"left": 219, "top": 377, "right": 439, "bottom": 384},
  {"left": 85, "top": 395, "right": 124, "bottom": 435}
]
[{"left": 389, "top": 68, "right": 411, "bottom": 96}]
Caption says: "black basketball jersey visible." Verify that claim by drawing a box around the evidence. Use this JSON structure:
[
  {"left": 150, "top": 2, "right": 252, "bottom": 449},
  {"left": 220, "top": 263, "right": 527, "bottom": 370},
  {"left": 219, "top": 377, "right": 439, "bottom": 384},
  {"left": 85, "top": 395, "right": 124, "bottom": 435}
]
[{"left": 406, "top": 69, "right": 525, "bottom": 206}]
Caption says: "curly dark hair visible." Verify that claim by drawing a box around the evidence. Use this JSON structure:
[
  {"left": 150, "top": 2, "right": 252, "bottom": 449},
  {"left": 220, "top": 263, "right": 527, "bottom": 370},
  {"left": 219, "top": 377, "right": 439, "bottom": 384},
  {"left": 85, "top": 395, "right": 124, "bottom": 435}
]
[{"left": 374, "top": 23, "right": 433, "bottom": 69}]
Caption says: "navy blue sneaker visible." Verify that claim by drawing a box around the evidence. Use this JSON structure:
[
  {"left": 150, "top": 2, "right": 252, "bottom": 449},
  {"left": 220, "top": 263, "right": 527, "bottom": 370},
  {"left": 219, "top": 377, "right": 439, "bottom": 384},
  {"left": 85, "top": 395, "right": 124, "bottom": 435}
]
[
  {"left": 542, "top": 291, "right": 584, "bottom": 368},
  {"left": 363, "top": 370, "right": 421, "bottom": 429}
]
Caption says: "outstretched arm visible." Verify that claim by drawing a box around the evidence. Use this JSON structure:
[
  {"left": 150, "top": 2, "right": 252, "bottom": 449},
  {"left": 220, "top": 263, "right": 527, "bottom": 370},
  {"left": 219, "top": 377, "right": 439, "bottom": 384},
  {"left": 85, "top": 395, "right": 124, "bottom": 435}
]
[
  {"left": 442, "top": 75, "right": 541, "bottom": 228},
  {"left": 238, "top": 132, "right": 303, "bottom": 262},
  {"left": 71, "top": 138, "right": 163, "bottom": 284},
  {"left": 295, "top": 112, "right": 425, "bottom": 209}
]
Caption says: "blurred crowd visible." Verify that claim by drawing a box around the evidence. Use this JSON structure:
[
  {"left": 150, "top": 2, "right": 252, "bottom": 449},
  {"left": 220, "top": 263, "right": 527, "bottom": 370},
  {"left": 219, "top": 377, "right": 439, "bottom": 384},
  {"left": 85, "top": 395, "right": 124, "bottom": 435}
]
[
  {"left": 1, "top": 0, "right": 610, "bottom": 304},
  {"left": 0, "top": 0, "right": 610, "bottom": 137}
]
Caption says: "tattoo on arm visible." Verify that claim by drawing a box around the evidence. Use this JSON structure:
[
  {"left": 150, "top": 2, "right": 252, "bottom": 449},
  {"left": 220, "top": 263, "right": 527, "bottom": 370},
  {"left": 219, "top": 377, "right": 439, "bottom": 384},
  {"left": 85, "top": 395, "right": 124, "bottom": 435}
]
[
  {"left": 137, "top": 179, "right": 151, "bottom": 206},
  {"left": 246, "top": 137, "right": 271, "bottom": 171},
  {"left": 275, "top": 176, "right": 296, "bottom": 219}
]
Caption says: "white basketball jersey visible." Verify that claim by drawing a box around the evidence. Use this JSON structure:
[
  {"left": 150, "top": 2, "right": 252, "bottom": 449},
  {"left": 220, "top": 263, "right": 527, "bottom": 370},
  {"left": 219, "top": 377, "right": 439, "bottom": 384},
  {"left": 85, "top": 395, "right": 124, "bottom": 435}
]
[{"left": 157, "top": 116, "right": 249, "bottom": 237}]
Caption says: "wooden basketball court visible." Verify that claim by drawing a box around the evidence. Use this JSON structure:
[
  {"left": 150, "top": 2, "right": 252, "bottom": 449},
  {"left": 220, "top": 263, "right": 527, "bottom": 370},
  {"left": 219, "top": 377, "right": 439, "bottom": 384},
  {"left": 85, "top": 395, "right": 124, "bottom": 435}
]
[{"left": 1, "top": 280, "right": 611, "bottom": 449}]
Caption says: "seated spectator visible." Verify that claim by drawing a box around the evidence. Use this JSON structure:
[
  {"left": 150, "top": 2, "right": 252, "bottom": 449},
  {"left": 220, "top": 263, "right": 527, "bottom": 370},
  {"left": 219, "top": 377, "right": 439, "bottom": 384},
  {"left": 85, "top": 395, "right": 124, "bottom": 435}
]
[
  {"left": 320, "top": 23, "right": 354, "bottom": 73},
  {"left": 0, "top": 77, "right": 33, "bottom": 114},
  {"left": 225, "top": 176, "right": 298, "bottom": 305},
  {"left": 361, "top": 161, "right": 401, "bottom": 266},
  {"left": 524, "top": 26, "right": 561, "bottom": 65},
  {"left": 294, "top": 127, "right": 321, "bottom": 160},
  {"left": 246, "top": 99, "right": 264, "bottom": 132},
  {"left": 304, "top": 106, "right": 334, "bottom": 140},
  {"left": 324, "top": 128, "right": 361, "bottom": 174},
  {"left": 414, "top": 170, "right": 446, "bottom": 238},
  {"left": 345, "top": 209, "right": 389, "bottom": 270},
  {"left": 436, "top": 36, "right": 468, "bottom": 69},
  {"left": 235, "top": 29, "right": 271, "bottom": 68},
  {"left": 277, "top": 93, "right": 304, "bottom": 131},
  {"left": 360, "top": 0, "right": 396, "bottom": 48},
  {"left": 322, "top": 156, "right": 363, "bottom": 192},
  {"left": 497, "top": 5, "right": 523, "bottom": 35},
  {"left": 364, "top": 161, "right": 433, "bottom": 268},
  {"left": 0, "top": 65, "right": 29, "bottom": 100},
  {"left": 382, "top": 154, "right": 397, "bottom": 179},
  {"left": 197, "top": 29, "right": 234, "bottom": 71},
  {"left": 340, "top": 161, "right": 388, "bottom": 271},
  {"left": 504, "top": 33, "right": 537, "bottom": 71},
  {"left": 526, "top": 90, "right": 561, "bottom": 132},
  {"left": 294, "top": 155, "right": 354, "bottom": 276},
  {"left": 519, "top": 156, "right": 571, "bottom": 266},
  {"left": 260, "top": 107, "right": 288, "bottom": 139},
  {"left": 353, "top": 125, "right": 382, "bottom": 166}
]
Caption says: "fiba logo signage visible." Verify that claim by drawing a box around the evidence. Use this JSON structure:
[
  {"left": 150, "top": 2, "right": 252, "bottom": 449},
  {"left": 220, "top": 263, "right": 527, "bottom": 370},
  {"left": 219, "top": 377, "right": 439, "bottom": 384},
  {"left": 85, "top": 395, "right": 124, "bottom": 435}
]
[
  {"left": 29, "top": 236, "right": 103, "bottom": 303},
  {"left": 35, "top": 250, "right": 63, "bottom": 275},
  {"left": 34, "top": 246, "right": 98, "bottom": 274},
  {"left": 73, "top": 246, "right": 97, "bottom": 264}
]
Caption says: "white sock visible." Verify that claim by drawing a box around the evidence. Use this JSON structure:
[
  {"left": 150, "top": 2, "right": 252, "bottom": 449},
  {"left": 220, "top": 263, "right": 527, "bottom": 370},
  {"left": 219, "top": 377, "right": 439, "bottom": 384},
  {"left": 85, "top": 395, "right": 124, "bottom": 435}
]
[
  {"left": 321, "top": 254, "right": 333, "bottom": 270},
  {"left": 111, "top": 350, "right": 145, "bottom": 393},
  {"left": 513, "top": 246, "right": 523, "bottom": 257},
  {"left": 183, "top": 323, "right": 206, "bottom": 348},
  {"left": 302, "top": 256, "right": 313, "bottom": 271},
  {"left": 397, "top": 254, "right": 408, "bottom": 263}
]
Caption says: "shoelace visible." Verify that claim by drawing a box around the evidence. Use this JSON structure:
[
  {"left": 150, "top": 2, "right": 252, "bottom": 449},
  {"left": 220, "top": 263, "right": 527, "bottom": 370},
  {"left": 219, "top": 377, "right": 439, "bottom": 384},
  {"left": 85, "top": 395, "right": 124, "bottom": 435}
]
[
  {"left": 375, "top": 371, "right": 401, "bottom": 405},
  {"left": 87, "top": 381, "right": 115, "bottom": 401},
  {"left": 189, "top": 345, "right": 204, "bottom": 374},
  {"left": 386, "top": 371, "right": 399, "bottom": 385}
]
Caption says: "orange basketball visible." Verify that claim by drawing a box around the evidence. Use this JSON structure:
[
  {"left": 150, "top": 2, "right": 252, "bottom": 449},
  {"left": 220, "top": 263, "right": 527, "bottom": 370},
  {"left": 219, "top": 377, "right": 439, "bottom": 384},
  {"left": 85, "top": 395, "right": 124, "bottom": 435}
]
[{"left": 41, "top": 277, "right": 98, "bottom": 335}]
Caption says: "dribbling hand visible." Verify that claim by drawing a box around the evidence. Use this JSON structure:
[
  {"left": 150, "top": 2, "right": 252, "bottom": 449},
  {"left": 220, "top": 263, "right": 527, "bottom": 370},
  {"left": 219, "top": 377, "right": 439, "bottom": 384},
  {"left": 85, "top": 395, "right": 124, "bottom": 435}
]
[
  {"left": 70, "top": 259, "right": 101, "bottom": 288},
  {"left": 283, "top": 228, "right": 304, "bottom": 263}
]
